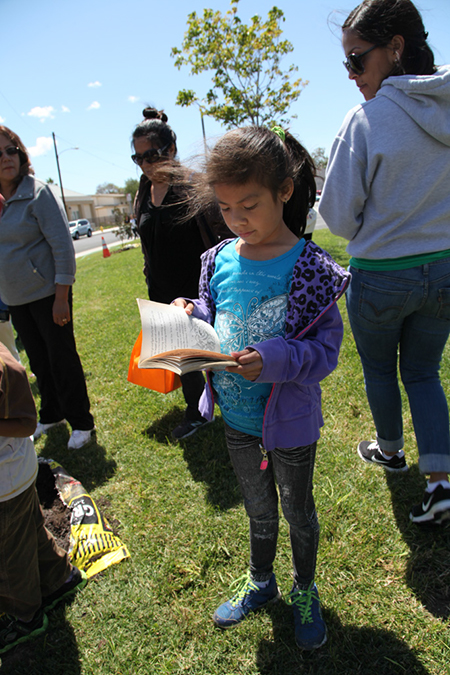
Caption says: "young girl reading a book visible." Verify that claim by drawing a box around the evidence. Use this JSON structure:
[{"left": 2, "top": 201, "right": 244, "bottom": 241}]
[{"left": 173, "top": 126, "right": 350, "bottom": 650}]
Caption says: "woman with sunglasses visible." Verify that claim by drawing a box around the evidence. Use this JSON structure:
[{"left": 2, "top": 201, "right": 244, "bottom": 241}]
[
  {"left": 0, "top": 127, "right": 94, "bottom": 449},
  {"left": 131, "top": 107, "right": 230, "bottom": 440},
  {"left": 319, "top": 0, "right": 450, "bottom": 524}
]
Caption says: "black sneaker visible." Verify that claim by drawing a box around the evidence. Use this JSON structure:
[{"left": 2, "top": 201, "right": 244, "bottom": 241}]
[
  {"left": 171, "top": 416, "right": 214, "bottom": 440},
  {"left": 41, "top": 567, "right": 88, "bottom": 612},
  {"left": 357, "top": 440, "right": 408, "bottom": 473},
  {"left": 0, "top": 610, "right": 48, "bottom": 654},
  {"left": 410, "top": 484, "right": 450, "bottom": 524}
]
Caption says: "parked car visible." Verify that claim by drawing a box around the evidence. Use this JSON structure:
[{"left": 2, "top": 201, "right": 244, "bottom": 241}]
[{"left": 69, "top": 219, "right": 92, "bottom": 240}]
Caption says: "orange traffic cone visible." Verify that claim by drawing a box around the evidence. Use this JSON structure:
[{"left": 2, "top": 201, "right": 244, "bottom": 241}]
[{"left": 102, "top": 237, "right": 111, "bottom": 258}]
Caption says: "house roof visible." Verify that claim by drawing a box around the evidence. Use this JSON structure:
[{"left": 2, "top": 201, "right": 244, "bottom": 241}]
[
  {"left": 48, "top": 184, "right": 126, "bottom": 203},
  {"left": 47, "top": 184, "right": 88, "bottom": 199}
]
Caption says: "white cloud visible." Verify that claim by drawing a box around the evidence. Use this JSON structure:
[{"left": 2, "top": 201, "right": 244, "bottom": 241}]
[
  {"left": 128, "top": 96, "right": 139, "bottom": 103},
  {"left": 88, "top": 81, "right": 102, "bottom": 88},
  {"left": 61, "top": 105, "right": 70, "bottom": 113},
  {"left": 0, "top": 116, "right": 5, "bottom": 123},
  {"left": 87, "top": 101, "right": 101, "bottom": 111},
  {"left": 27, "top": 136, "right": 53, "bottom": 157},
  {"left": 27, "top": 106, "right": 55, "bottom": 122}
]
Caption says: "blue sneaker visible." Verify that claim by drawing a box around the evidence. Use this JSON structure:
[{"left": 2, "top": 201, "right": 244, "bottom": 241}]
[
  {"left": 213, "top": 572, "right": 281, "bottom": 628},
  {"left": 288, "top": 581, "right": 327, "bottom": 650}
]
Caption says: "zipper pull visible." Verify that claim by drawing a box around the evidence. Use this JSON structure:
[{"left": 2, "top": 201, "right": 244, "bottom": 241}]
[{"left": 259, "top": 444, "right": 268, "bottom": 471}]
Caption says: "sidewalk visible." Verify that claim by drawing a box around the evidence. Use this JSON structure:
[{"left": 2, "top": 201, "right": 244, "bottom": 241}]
[{"left": 315, "top": 208, "right": 328, "bottom": 230}]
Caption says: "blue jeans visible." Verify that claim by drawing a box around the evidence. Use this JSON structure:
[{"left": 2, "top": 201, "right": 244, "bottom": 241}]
[
  {"left": 346, "top": 261, "right": 450, "bottom": 474},
  {"left": 224, "top": 423, "right": 319, "bottom": 589}
]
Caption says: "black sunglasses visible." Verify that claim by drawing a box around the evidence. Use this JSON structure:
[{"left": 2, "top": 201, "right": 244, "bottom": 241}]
[
  {"left": 0, "top": 146, "right": 20, "bottom": 159},
  {"left": 131, "top": 143, "right": 171, "bottom": 166},
  {"left": 343, "top": 44, "right": 379, "bottom": 75}
]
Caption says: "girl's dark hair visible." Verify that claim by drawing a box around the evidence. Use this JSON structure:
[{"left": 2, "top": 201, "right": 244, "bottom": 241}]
[
  {"left": 343, "top": 0, "right": 435, "bottom": 76},
  {"left": 131, "top": 107, "right": 178, "bottom": 154},
  {"left": 0, "top": 125, "right": 34, "bottom": 189},
  {"left": 204, "top": 126, "right": 316, "bottom": 238}
]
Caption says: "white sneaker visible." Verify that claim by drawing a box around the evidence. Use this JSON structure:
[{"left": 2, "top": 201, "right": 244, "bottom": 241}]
[
  {"left": 33, "top": 420, "right": 66, "bottom": 440},
  {"left": 67, "top": 428, "right": 95, "bottom": 450}
]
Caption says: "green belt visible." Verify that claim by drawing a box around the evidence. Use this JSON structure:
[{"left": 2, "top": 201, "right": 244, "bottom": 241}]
[{"left": 350, "top": 249, "right": 450, "bottom": 271}]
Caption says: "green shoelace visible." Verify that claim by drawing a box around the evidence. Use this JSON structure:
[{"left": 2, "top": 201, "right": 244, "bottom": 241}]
[
  {"left": 287, "top": 581, "right": 318, "bottom": 624},
  {"left": 229, "top": 573, "right": 259, "bottom": 607}
]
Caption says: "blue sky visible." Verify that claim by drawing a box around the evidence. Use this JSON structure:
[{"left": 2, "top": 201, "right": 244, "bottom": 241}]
[{"left": 2, "top": 0, "right": 449, "bottom": 195}]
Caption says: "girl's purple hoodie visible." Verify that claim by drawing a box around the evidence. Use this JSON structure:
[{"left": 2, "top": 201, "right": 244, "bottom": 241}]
[{"left": 190, "top": 239, "right": 351, "bottom": 451}]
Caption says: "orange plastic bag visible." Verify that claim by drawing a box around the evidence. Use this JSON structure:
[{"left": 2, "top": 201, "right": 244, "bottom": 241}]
[{"left": 127, "top": 330, "right": 182, "bottom": 394}]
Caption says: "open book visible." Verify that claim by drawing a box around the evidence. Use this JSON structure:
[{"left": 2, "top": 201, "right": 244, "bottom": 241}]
[{"left": 137, "top": 299, "right": 237, "bottom": 375}]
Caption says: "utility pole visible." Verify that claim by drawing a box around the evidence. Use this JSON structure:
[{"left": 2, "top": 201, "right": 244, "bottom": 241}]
[
  {"left": 199, "top": 109, "right": 208, "bottom": 156},
  {"left": 52, "top": 132, "right": 68, "bottom": 216}
]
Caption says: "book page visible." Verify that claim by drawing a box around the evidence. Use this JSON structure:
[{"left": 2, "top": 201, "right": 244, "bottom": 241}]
[{"left": 137, "top": 299, "right": 221, "bottom": 361}]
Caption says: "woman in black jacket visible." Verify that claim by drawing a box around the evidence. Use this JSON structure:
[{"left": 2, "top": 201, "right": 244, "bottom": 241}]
[{"left": 132, "top": 107, "right": 230, "bottom": 439}]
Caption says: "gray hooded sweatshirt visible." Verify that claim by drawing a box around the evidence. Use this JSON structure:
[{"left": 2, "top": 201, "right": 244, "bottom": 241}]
[
  {"left": 0, "top": 176, "right": 75, "bottom": 306},
  {"left": 319, "top": 65, "right": 450, "bottom": 260}
]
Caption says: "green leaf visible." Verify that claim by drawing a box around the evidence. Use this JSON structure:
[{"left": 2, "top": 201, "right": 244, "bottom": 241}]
[{"left": 170, "top": 0, "right": 307, "bottom": 128}]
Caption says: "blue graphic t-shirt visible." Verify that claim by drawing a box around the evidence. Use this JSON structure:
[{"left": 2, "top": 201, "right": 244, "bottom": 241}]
[{"left": 211, "top": 238, "right": 305, "bottom": 436}]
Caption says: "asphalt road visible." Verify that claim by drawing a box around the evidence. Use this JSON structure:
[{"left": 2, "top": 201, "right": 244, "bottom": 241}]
[{"left": 73, "top": 228, "right": 132, "bottom": 258}]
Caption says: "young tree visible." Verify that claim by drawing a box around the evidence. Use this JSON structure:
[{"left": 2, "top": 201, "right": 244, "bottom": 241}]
[
  {"left": 311, "top": 147, "right": 329, "bottom": 171},
  {"left": 113, "top": 208, "right": 133, "bottom": 248},
  {"left": 171, "top": 0, "right": 307, "bottom": 128}
]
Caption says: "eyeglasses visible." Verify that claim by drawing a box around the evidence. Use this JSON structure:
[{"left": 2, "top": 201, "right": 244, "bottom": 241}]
[
  {"left": 343, "top": 44, "right": 379, "bottom": 75},
  {"left": 0, "top": 146, "right": 20, "bottom": 159},
  {"left": 131, "top": 144, "right": 170, "bottom": 165}
]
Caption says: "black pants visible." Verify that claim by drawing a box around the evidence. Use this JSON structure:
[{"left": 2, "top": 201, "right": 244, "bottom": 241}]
[
  {"left": 224, "top": 423, "right": 319, "bottom": 588},
  {"left": 181, "top": 371, "right": 206, "bottom": 421},
  {"left": 10, "top": 293, "right": 94, "bottom": 430}
]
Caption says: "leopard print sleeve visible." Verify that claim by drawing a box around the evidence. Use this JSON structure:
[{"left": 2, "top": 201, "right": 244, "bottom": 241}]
[{"left": 285, "top": 241, "right": 350, "bottom": 339}]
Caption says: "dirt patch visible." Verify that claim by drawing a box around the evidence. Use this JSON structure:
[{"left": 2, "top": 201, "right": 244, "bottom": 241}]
[
  {"left": 36, "top": 461, "right": 121, "bottom": 552},
  {"left": 36, "top": 461, "right": 71, "bottom": 551}
]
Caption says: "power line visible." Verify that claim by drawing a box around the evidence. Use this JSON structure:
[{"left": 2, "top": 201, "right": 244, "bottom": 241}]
[
  {"left": 0, "top": 89, "right": 42, "bottom": 133},
  {"left": 53, "top": 133, "right": 131, "bottom": 171}
]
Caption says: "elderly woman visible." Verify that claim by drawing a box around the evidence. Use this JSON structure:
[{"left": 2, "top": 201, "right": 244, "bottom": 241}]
[{"left": 0, "top": 126, "right": 94, "bottom": 449}]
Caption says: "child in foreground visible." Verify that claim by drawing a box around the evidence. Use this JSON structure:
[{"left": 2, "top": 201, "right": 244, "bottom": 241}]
[
  {"left": 0, "top": 342, "right": 87, "bottom": 655},
  {"left": 174, "top": 126, "right": 350, "bottom": 650}
]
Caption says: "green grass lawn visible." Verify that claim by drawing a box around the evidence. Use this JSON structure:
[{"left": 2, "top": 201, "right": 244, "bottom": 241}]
[{"left": 2, "top": 232, "right": 450, "bottom": 675}]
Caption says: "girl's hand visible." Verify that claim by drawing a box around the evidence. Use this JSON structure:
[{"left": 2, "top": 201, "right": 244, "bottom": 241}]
[
  {"left": 227, "top": 348, "right": 262, "bottom": 381},
  {"left": 172, "top": 298, "right": 195, "bottom": 315}
]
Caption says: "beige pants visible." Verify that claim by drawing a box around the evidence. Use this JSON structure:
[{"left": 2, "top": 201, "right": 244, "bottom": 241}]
[
  {"left": 0, "top": 319, "right": 20, "bottom": 362},
  {"left": 0, "top": 482, "right": 71, "bottom": 621}
]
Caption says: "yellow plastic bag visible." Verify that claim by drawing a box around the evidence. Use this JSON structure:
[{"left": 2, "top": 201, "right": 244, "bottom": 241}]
[{"left": 40, "top": 459, "right": 130, "bottom": 578}]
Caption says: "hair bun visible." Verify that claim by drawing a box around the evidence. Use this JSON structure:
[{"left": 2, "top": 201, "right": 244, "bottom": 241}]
[{"left": 142, "top": 107, "right": 168, "bottom": 123}]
